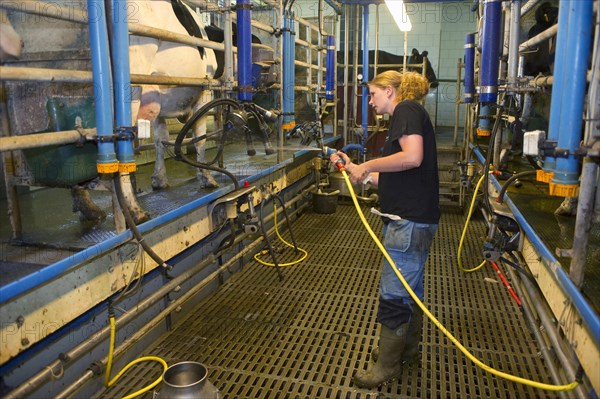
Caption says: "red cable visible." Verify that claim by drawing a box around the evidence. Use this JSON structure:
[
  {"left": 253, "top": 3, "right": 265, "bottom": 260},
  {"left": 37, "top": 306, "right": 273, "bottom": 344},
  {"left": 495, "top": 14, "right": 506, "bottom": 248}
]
[{"left": 490, "top": 261, "right": 522, "bottom": 306}]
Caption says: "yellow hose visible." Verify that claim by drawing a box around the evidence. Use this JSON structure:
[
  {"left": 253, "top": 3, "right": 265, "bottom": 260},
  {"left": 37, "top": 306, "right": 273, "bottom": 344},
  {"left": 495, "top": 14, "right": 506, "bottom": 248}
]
[
  {"left": 457, "top": 173, "right": 487, "bottom": 272},
  {"left": 254, "top": 203, "right": 308, "bottom": 267},
  {"left": 341, "top": 170, "right": 578, "bottom": 391},
  {"left": 105, "top": 314, "right": 168, "bottom": 399}
]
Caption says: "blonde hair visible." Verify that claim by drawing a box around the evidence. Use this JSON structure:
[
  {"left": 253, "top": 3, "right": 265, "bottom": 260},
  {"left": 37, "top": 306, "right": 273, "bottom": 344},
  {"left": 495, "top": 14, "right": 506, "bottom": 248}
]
[{"left": 368, "top": 70, "right": 430, "bottom": 103}]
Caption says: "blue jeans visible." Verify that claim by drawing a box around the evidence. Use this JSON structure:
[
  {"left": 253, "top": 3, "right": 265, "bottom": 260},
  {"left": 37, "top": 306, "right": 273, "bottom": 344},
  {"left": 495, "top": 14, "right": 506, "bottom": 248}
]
[{"left": 379, "top": 219, "right": 437, "bottom": 304}]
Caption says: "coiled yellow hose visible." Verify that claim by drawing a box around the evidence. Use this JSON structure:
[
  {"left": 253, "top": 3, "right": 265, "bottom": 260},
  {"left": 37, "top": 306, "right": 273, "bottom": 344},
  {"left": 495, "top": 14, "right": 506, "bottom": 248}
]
[
  {"left": 254, "top": 203, "right": 308, "bottom": 267},
  {"left": 105, "top": 314, "right": 168, "bottom": 399},
  {"left": 341, "top": 170, "right": 578, "bottom": 391}
]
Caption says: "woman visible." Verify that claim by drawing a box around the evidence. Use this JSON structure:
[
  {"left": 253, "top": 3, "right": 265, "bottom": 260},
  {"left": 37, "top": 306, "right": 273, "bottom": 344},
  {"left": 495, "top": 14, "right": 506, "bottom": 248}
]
[{"left": 331, "top": 70, "right": 439, "bottom": 388}]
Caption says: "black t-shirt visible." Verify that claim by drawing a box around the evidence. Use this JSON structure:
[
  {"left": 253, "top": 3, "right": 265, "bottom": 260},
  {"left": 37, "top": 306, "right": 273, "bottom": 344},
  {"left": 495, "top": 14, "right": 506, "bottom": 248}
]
[{"left": 378, "top": 101, "right": 440, "bottom": 224}]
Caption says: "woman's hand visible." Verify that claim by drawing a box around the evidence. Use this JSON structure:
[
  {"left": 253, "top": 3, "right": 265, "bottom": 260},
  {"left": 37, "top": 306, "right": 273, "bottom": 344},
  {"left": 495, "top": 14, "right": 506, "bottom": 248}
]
[
  {"left": 347, "top": 163, "right": 370, "bottom": 184},
  {"left": 329, "top": 151, "right": 351, "bottom": 170}
]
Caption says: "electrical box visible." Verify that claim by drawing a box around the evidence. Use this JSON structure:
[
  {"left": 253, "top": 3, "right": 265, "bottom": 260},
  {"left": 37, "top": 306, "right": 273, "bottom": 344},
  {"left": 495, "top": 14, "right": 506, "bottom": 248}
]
[{"left": 523, "top": 130, "right": 546, "bottom": 156}]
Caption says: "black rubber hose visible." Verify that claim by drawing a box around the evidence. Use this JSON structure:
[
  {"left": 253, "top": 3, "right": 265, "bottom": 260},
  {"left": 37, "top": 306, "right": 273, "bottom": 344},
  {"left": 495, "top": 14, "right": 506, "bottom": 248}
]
[
  {"left": 482, "top": 104, "right": 505, "bottom": 216},
  {"left": 496, "top": 170, "right": 537, "bottom": 204},
  {"left": 502, "top": 252, "right": 538, "bottom": 285},
  {"left": 272, "top": 194, "right": 300, "bottom": 252},
  {"left": 113, "top": 175, "right": 171, "bottom": 270},
  {"left": 174, "top": 98, "right": 241, "bottom": 190},
  {"left": 259, "top": 198, "right": 284, "bottom": 281}
]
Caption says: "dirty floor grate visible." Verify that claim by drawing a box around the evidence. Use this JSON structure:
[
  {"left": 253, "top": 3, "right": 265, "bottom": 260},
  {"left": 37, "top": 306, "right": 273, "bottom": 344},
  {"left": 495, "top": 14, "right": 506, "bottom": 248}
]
[{"left": 98, "top": 205, "right": 557, "bottom": 399}]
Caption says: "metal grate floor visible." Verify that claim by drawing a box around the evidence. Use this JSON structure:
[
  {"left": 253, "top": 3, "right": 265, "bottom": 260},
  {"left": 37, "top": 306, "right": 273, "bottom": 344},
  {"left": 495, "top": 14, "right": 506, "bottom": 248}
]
[{"left": 99, "top": 205, "right": 558, "bottom": 399}]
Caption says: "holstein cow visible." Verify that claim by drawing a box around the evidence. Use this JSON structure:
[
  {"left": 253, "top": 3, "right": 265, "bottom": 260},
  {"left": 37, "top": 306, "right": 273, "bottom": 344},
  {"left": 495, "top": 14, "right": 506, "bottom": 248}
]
[
  {"left": 129, "top": 0, "right": 274, "bottom": 195},
  {"left": 129, "top": 0, "right": 220, "bottom": 192}
]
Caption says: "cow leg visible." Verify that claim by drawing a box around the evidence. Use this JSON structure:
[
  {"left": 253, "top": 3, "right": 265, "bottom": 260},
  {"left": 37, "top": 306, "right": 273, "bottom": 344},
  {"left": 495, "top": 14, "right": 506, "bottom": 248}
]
[
  {"left": 152, "top": 117, "right": 170, "bottom": 190},
  {"left": 118, "top": 172, "right": 150, "bottom": 224},
  {"left": 71, "top": 185, "right": 106, "bottom": 222},
  {"left": 192, "top": 90, "right": 219, "bottom": 188}
]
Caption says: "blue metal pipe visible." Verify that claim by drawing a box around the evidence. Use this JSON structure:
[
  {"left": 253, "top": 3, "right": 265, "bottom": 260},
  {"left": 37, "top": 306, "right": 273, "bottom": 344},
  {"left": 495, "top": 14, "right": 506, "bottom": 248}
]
[
  {"left": 361, "top": 5, "right": 369, "bottom": 153},
  {"left": 87, "top": 0, "right": 117, "bottom": 171},
  {"left": 282, "top": 11, "right": 295, "bottom": 129},
  {"left": 341, "top": 143, "right": 364, "bottom": 156},
  {"left": 325, "top": 36, "right": 336, "bottom": 101},
  {"left": 464, "top": 33, "right": 475, "bottom": 103},
  {"left": 543, "top": 0, "right": 571, "bottom": 174},
  {"left": 470, "top": 144, "right": 600, "bottom": 344},
  {"left": 111, "top": 0, "right": 135, "bottom": 165},
  {"left": 552, "top": 0, "right": 593, "bottom": 186},
  {"left": 237, "top": 0, "right": 253, "bottom": 102},
  {"left": 479, "top": 0, "right": 502, "bottom": 103},
  {"left": 479, "top": 104, "right": 492, "bottom": 133}
]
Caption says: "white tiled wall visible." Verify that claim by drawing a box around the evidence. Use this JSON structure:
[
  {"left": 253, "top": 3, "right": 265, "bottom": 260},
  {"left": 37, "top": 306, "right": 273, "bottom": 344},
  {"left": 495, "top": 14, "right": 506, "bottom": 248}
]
[
  {"left": 368, "top": 2, "right": 475, "bottom": 128},
  {"left": 293, "top": 1, "right": 476, "bottom": 128}
]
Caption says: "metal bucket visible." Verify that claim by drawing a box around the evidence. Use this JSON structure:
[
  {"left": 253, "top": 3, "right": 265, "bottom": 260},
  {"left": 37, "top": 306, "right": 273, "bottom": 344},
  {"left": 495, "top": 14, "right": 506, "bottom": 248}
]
[
  {"left": 328, "top": 171, "right": 360, "bottom": 197},
  {"left": 158, "top": 362, "right": 219, "bottom": 399},
  {"left": 313, "top": 189, "right": 339, "bottom": 214}
]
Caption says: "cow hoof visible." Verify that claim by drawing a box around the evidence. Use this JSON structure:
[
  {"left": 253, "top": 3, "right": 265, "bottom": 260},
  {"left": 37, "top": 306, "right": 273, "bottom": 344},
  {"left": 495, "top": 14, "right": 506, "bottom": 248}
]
[
  {"left": 78, "top": 208, "right": 107, "bottom": 223},
  {"left": 198, "top": 174, "right": 220, "bottom": 189},
  {"left": 131, "top": 210, "right": 151, "bottom": 224},
  {"left": 265, "top": 148, "right": 275, "bottom": 155},
  {"left": 151, "top": 176, "right": 169, "bottom": 191},
  {"left": 247, "top": 149, "right": 257, "bottom": 156}
]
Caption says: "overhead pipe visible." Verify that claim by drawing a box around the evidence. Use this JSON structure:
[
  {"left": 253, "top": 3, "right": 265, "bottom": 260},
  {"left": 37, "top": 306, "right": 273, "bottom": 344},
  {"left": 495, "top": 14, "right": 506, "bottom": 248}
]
[
  {"left": 519, "top": 24, "right": 558, "bottom": 53},
  {"left": 464, "top": 33, "right": 475, "bottom": 103},
  {"left": 325, "top": 36, "right": 335, "bottom": 101},
  {"left": 0, "top": 66, "right": 219, "bottom": 86},
  {"left": 0, "top": 129, "right": 96, "bottom": 151},
  {"left": 507, "top": 0, "right": 521, "bottom": 86},
  {"left": 87, "top": 0, "right": 118, "bottom": 174},
  {"left": 541, "top": 0, "right": 570, "bottom": 179},
  {"left": 282, "top": 10, "right": 296, "bottom": 131},
  {"left": 550, "top": 0, "right": 594, "bottom": 196},
  {"left": 236, "top": 0, "right": 253, "bottom": 102},
  {"left": 361, "top": 4, "right": 369, "bottom": 160},
  {"left": 479, "top": 0, "right": 502, "bottom": 103}
]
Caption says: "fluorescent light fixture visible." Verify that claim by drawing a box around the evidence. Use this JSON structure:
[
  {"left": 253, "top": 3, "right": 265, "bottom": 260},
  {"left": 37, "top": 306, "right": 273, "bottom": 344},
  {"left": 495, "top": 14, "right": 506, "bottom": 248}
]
[{"left": 385, "top": 0, "right": 412, "bottom": 32}]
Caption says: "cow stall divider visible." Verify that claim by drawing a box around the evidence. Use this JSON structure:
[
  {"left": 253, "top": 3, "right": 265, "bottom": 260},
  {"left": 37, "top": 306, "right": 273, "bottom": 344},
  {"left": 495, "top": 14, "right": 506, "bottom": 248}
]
[
  {"left": 0, "top": 0, "right": 343, "bottom": 397},
  {"left": 454, "top": 0, "right": 600, "bottom": 395}
]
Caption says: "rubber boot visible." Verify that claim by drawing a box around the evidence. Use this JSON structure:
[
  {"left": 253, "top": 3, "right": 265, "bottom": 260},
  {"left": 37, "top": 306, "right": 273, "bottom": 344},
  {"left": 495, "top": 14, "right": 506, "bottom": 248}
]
[
  {"left": 371, "top": 311, "right": 423, "bottom": 365},
  {"left": 353, "top": 323, "right": 409, "bottom": 389},
  {"left": 399, "top": 310, "right": 423, "bottom": 364}
]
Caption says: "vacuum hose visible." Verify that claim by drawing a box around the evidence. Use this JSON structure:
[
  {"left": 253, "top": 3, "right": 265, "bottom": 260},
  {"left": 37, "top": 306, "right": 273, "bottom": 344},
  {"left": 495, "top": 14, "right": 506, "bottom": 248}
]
[{"left": 340, "top": 170, "right": 578, "bottom": 391}]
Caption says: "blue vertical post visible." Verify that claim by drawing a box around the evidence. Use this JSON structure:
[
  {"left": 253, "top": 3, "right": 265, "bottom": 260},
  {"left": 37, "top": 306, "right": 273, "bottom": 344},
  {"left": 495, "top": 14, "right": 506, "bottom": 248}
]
[
  {"left": 111, "top": 0, "right": 135, "bottom": 171},
  {"left": 237, "top": 0, "right": 253, "bottom": 102},
  {"left": 282, "top": 11, "right": 295, "bottom": 130},
  {"left": 464, "top": 33, "right": 475, "bottom": 103},
  {"left": 551, "top": 0, "right": 593, "bottom": 192},
  {"left": 479, "top": 0, "right": 502, "bottom": 103},
  {"left": 325, "top": 35, "right": 335, "bottom": 101},
  {"left": 87, "top": 0, "right": 118, "bottom": 173},
  {"left": 543, "top": 0, "right": 571, "bottom": 175},
  {"left": 361, "top": 4, "right": 369, "bottom": 153}
]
